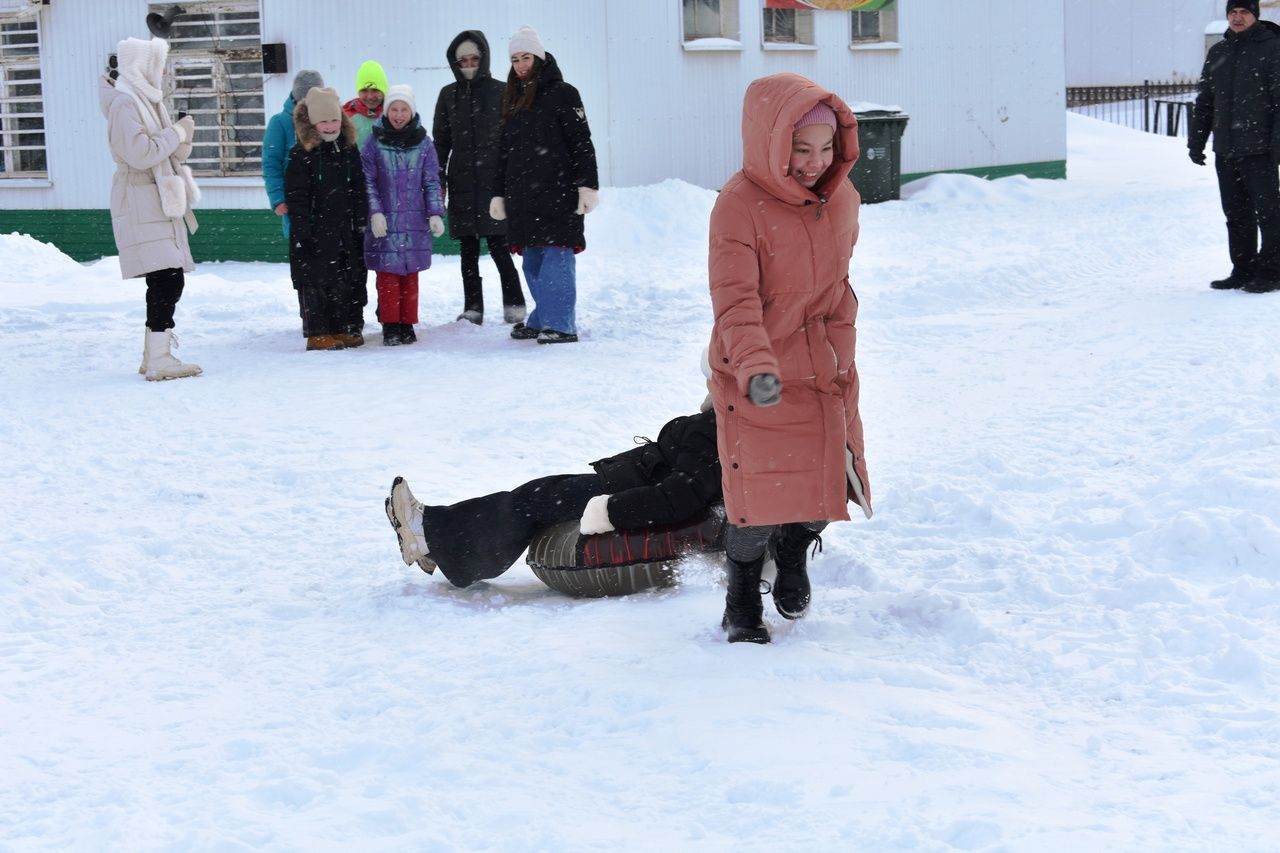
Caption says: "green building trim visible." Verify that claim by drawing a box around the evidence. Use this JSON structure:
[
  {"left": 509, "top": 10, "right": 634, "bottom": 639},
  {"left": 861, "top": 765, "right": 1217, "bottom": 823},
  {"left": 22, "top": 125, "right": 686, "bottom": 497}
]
[
  {"left": 901, "top": 159, "right": 1067, "bottom": 185},
  {"left": 0, "top": 208, "right": 463, "bottom": 263}
]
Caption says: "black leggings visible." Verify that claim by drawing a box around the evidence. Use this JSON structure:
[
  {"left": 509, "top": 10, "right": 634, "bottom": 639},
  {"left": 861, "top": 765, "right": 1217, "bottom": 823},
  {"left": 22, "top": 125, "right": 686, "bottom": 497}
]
[
  {"left": 724, "top": 521, "right": 829, "bottom": 563},
  {"left": 145, "top": 267, "right": 185, "bottom": 332},
  {"left": 458, "top": 234, "right": 526, "bottom": 313}
]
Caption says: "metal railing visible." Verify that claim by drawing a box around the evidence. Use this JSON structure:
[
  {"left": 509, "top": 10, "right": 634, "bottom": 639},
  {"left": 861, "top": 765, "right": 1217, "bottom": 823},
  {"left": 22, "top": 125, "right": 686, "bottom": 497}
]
[{"left": 1066, "top": 79, "right": 1200, "bottom": 137}]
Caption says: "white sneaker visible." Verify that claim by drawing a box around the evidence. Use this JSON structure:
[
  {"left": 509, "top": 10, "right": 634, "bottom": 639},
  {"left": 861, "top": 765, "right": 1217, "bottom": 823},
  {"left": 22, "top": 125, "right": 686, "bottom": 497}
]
[
  {"left": 503, "top": 304, "right": 527, "bottom": 324},
  {"left": 386, "top": 477, "right": 436, "bottom": 574},
  {"left": 456, "top": 309, "right": 483, "bottom": 325}
]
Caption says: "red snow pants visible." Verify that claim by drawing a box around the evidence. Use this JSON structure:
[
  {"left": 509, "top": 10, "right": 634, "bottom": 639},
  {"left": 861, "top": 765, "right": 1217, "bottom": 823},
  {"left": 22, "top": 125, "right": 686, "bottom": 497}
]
[{"left": 375, "top": 271, "right": 419, "bottom": 324}]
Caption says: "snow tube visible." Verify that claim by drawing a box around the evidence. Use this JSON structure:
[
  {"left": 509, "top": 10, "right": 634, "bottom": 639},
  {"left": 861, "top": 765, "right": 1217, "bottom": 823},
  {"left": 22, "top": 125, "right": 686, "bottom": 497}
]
[{"left": 526, "top": 504, "right": 727, "bottom": 597}]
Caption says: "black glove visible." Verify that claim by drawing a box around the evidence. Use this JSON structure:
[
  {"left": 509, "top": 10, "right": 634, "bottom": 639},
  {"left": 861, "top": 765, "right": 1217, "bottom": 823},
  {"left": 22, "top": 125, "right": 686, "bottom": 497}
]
[
  {"left": 748, "top": 373, "right": 781, "bottom": 407},
  {"left": 1188, "top": 147, "right": 1206, "bottom": 166}
]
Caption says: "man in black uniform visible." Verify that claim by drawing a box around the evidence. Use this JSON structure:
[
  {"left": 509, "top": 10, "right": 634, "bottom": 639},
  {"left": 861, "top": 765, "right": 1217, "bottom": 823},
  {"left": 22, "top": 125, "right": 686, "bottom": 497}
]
[{"left": 1189, "top": 1, "right": 1280, "bottom": 293}]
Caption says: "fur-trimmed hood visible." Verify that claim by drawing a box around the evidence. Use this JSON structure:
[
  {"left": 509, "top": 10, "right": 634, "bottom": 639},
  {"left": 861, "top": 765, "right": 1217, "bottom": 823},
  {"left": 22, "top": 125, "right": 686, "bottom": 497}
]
[{"left": 293, "top": 101, "right": 357, "bottom": 151}]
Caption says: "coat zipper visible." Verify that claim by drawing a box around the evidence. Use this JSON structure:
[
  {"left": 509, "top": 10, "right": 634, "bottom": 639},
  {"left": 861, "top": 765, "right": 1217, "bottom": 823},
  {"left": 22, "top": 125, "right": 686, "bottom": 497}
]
[{"left": 803, "top": 193, "right": 828, "bottom": 219}]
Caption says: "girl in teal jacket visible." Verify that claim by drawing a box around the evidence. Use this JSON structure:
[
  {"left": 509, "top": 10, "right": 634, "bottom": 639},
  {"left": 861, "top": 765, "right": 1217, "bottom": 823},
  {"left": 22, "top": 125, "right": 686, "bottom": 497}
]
[{"left": 262, "top": 70, "right": 323, "bottom": 238}]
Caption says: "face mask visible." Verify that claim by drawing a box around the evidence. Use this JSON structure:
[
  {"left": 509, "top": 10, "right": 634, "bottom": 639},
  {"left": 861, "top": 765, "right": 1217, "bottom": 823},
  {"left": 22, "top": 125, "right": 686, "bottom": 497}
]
[{"left": 460, "top": 67, "right": 478, "bottom": 80}]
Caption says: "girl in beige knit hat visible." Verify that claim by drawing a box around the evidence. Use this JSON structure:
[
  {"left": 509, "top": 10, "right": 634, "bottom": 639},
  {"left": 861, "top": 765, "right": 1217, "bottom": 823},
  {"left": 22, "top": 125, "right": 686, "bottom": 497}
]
[{"left": 284, "top": 86, "right": 371, "bottom": 351}]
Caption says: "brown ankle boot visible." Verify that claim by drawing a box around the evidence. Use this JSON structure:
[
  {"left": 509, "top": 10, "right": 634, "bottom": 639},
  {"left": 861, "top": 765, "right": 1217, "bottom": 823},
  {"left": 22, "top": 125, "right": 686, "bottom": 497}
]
[
  {"left": 334, "top": 333, "right": 364, "bottom": 348},
  {"left": 306, "top": 335, "right": 346, "bottom": 351}
]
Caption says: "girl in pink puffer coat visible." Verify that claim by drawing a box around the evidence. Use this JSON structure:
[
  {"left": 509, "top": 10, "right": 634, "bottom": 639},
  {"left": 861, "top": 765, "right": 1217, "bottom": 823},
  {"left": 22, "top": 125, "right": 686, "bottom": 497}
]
[{"left": 707, "top": 73, "right": 873, "bottom": 644}]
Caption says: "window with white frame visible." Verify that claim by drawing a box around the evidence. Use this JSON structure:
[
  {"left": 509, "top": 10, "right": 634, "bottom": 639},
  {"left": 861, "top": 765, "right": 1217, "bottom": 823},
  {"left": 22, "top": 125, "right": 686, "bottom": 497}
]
[
  {"left": 0, "top": 14, "right": 46, "bottom": 178},
  {"left": 151, "top": 1, "right": 265, "bottom": 176},
  {"left": 763, "top": 7, "right": 814, "bottom": 46},
  {"left": 682, "top": 0, "right": 740, "bottom": 42},
  {"left": 851, "top": 1, "right": 898, "bottom": 45}
]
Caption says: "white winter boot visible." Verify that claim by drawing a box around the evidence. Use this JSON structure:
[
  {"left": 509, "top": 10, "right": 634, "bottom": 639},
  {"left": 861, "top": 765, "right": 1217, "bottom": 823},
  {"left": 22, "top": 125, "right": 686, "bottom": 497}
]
[{"left": 142, "top": 329, "right": 202, "bottom": 381}]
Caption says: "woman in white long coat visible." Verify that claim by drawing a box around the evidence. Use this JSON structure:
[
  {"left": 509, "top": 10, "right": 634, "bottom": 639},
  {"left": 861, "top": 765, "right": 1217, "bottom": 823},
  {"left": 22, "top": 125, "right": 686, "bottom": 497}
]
[{"left": 98, "top": 36, "right": 202, "bottom": 380}]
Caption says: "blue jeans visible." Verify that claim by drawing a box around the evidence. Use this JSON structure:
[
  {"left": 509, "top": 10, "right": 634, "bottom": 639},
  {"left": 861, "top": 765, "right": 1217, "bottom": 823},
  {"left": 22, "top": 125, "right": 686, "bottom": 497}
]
[{"left": 521, "top": 246, "right": 577, "bottom": 335}]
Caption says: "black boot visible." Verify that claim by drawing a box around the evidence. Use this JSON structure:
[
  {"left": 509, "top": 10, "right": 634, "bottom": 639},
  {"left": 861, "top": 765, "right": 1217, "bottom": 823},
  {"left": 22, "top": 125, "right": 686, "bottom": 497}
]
[
  {"left": 1243, "top": 277, "right": 1280, "bottom": 293},
  {"left": 461, "top": 269, "right": 484, "bottom": 320},
  {"left": 721, "top": 556, "right": 770, "bottom": 644},
  {"left": 382, "top": 323, "right": 403, "bottom": 346},
  {"left": 771, "top": 525, "right": 820, "bottom": 619}
]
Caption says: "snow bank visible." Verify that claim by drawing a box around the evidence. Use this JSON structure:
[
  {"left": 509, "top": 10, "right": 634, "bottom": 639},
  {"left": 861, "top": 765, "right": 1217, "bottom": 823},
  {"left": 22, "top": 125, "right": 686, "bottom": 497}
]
[{"left": 0, "top": 232, "right": 89, "bottom": 283}]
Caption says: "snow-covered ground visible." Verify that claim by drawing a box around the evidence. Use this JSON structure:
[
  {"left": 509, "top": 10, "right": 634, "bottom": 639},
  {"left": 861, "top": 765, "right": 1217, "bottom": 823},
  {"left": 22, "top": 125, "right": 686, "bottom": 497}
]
[{"left": 3, "top": 114, "right": 1279, "bottom": 851}]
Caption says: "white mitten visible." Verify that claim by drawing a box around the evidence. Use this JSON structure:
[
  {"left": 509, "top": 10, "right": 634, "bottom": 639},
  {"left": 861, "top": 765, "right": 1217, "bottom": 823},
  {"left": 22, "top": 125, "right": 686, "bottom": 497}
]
[
  {"left": 174, "top": 115, "right": 195, "bottom": 144},
  {"left": 370, "top": 212, "right": 388, "bottom": 238},
  {"left": 579, "top": 494, "right": 615, "bottom": 535},
  {"left": 429, "top": 215, "right": 444, "bottom": 237},
  {"left": 575, "top": 186, "right": 600, "bottom": 215},
  {"left": 489, "top": 196, "right": 506, "bottom": 221}
]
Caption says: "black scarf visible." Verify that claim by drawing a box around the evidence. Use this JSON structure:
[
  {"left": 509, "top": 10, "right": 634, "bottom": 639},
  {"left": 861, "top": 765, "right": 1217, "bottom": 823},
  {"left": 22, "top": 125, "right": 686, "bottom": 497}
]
[{"left": 373, "top": 114, "right": 426, "bottom": 149}]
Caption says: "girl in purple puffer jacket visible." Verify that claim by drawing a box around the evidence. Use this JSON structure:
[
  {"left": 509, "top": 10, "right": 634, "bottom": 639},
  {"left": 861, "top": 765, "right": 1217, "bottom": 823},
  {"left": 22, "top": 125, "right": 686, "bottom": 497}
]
[{"left": 361, "top": 84, "right": 445, "bottom": 345}]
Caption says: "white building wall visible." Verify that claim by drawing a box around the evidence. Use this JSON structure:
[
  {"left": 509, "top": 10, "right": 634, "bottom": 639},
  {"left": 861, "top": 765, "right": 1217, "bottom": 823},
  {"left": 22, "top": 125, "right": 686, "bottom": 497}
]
[
  {"left": 870, "top": 0, "right": 1067, "bottom": 176},
  {"left": 3, "top": 0, "right": 1068, "bottom": 213},
  {"left": 9, "top": 1, "right": 146, "bottom": 211},
  {"left": 604, "top": 0, "right": 1066, "bottom": 187},
  {"left": 1065, "top": 0, "right": 1280, "bottom": 85}
]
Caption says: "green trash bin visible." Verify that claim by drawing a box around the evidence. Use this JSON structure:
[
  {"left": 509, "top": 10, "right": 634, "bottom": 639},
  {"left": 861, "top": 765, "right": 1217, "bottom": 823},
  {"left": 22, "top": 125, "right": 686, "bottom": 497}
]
[{"left": 849, "top": 110, "right": 909, "bottom": 203}]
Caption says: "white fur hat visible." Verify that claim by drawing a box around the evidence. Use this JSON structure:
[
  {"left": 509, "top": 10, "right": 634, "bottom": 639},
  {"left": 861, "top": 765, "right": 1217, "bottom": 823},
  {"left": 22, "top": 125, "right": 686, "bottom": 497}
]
[
  {"left": 508, "top": 25, "right": 545, "bottom": 60},
  {"left": 385, "top": 84, "right": 416, "bottom": 115}
]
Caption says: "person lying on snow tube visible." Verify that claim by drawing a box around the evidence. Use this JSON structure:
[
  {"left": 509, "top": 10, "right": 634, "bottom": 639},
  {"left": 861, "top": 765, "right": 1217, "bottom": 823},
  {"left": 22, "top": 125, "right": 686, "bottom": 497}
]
[{"left": 385, "top": 405, "right": 722, "bottom": 591}]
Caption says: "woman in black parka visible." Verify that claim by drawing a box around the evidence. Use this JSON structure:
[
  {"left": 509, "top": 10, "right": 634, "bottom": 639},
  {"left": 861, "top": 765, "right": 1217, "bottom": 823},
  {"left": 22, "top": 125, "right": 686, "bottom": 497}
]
[
  {"left": 385, "top": 408, "right": 720, "bottom": 588},
  {"left": 433, "top": 30, "right": 528, "bottom": 325},
  {"left": 489, "top": 26, "right": 600, "bottom": 345}
]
